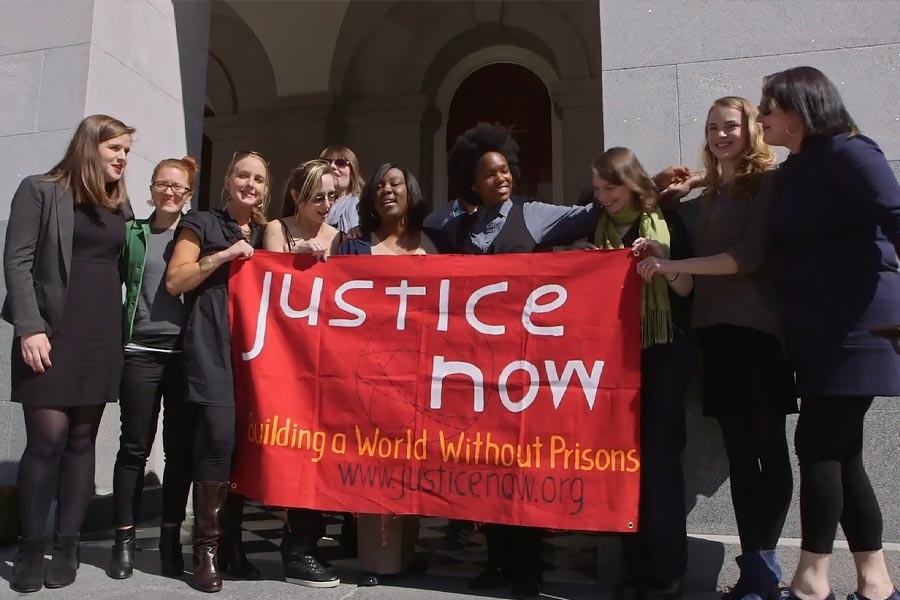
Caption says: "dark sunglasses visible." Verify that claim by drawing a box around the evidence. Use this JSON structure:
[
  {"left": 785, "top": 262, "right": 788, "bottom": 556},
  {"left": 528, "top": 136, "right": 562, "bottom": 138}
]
[
  {"left": 325, "top": 157, "right": 350, "bottom": 169},
  {"left": 757, "top": 97, "right": 777, "bottom": 116}
]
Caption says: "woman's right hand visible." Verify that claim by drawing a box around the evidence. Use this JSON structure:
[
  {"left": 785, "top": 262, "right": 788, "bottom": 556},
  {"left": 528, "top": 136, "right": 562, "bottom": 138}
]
[
  {"left": 21, "top": 332, "right": 52, "bottom": 373},
  {"left": 222, "top": 240, "right": 255, "bottom": 262},
  {"left": 632, "top": 237, "right": 665, "bottom": 258},
  {"left": 297, "top": 240, "right": 328, "bottom": 259}
]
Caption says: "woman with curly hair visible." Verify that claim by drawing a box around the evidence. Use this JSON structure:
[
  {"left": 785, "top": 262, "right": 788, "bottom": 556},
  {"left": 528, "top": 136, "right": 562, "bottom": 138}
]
[
  {"left": 638, "top": 96, "right": 796, "bottom": 600},
  {"left": 441, "top": 123, "right": 597, "bottom": 599}
]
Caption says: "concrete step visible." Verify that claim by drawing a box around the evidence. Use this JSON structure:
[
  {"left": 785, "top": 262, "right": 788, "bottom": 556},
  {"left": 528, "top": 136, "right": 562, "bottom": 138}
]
[{"left": 595, "top": 534, "right": 900, "bottom": 595}]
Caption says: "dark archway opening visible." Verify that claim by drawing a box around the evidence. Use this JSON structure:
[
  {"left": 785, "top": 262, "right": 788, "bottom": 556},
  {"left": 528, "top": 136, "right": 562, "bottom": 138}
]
[{"left": 446, "top": 63, "right": 552, "bottom": 202}]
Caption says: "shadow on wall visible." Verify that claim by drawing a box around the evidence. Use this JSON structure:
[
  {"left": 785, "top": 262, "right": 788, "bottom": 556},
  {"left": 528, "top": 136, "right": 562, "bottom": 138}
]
[{"left": 172, "top": 0, "right": 211, "bottom": 161}]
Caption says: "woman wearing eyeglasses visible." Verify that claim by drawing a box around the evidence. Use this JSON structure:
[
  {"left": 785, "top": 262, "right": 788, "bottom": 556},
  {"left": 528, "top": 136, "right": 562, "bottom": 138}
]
[
  {"left": 320, "top": 146, "right": 365, "bottom": 237},
  {"left": 166, "top": 150, "right": 271, "bottom": 593},
  {"left": 756, "top": 67, "right": 900, "bottom": 600},
  {"left": 107, "top": 157, "right": 197, "bottom": 580},
  {"left": 263, "top": 159, "right": 341, "bottom": 258}
]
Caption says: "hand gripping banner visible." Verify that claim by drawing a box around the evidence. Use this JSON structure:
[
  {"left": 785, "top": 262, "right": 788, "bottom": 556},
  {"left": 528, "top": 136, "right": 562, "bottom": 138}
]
[{"left": 228, "top": 250, "right": 642, "bottom": 532}]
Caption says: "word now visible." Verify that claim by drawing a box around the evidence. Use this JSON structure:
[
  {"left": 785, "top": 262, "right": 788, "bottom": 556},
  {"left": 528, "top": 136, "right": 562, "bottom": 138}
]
[{"left": 241, "top": 272, "right": 569, "bottom": 360}]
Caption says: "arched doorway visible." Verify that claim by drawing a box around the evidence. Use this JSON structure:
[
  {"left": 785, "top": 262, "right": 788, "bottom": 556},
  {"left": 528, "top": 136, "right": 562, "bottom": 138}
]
[{"left": 446, "top": 63, "right": 552, "bottom": 202}]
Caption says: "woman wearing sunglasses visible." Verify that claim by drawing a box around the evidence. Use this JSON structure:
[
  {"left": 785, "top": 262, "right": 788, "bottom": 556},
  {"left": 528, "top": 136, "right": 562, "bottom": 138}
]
[
  {"left": 320, "top": 146, "right": 365, "bottom": 237},
  {"left": 166, "top": 150, "right": 271, "bottom": 593},
  {"left": 107, "top": 157, "right": 197, "bottom": 581},
  {"left": 263, "top": 159, "right": 342, "bottom": 587},
  {"left": 264, "top": 159, "right": 341, "bottom": 258},
  {"left": 757, "top": 67, "right": 900, "bottom": 600}
]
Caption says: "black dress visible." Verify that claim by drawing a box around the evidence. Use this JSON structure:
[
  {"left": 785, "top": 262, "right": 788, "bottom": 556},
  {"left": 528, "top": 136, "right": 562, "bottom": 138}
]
[
  {"left": 11, "top": 205, "right": 125, "bottom": 406},
  {"left": 178, "top": 208, "right": 262, "bottom": 407}
]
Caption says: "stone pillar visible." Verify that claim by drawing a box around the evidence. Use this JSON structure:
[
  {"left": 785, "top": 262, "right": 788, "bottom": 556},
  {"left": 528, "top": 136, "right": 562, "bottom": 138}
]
[
  {"left": 551, "top": 78, "right": 605, "bottom": 203},
  {"left": 0, "top": 0, "right": 212, "bottom": 513},
  {"left": 339, "top": 95, "right": 430, "bottom": 186},
  {"left": 203, "top": 93, "right": 334, "bottom": 216}
]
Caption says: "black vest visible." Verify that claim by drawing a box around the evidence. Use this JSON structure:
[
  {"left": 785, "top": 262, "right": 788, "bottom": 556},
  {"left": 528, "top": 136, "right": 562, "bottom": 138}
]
[{"left": 455, "top": 199, "right": 537, "bottom": 255}]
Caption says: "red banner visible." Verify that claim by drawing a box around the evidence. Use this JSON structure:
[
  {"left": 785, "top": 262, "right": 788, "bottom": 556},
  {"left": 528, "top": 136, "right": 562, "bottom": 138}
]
[{"left": 229, "top": 250, "right": 642, "bottom": 532}]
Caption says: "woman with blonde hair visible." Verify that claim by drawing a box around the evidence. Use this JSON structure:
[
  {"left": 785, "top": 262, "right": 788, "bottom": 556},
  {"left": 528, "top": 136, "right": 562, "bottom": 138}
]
[
  {"left": 320, "top": 145, "right": 365, "bottom": 236},
  {"left": 638, "top": 97, "right": 796, "bottom": 600},
  {"left": 591, "top": 147, "right": 695, "bottom": 600},
  {"left": 107, "top": 156, "right": 198, "bottom": 580},
  {"left": 166, "top": 150, "right": 270, "bottom": 593},
  {"left": 263, "top": 159, "right": 341, "bottom": 258},
  {"left": 4, "top": 114, "right": 135, "bottom": 592}
]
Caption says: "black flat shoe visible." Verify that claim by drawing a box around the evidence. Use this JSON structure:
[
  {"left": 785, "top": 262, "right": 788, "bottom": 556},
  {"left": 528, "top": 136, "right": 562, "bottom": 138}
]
[
  {"left": 468, "top": 565, "right": 511, "bottom": 590},
  {"left": 359, "top": 572, "right": 381, "bottom": 587},
  {"left": 511, "top": 572, "right": 542, "bottom": 599}
]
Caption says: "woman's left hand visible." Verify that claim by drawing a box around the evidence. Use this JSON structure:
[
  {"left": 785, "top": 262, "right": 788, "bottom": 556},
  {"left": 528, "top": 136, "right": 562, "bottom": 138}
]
[{"left": 637, "top": 256, "right": 677, "bottom": 281}]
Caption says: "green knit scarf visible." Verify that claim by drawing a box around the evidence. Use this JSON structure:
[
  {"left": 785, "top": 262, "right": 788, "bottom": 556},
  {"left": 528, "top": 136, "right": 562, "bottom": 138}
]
[{"left": 594, "top": 203, "right": 674, "bottom": 348}]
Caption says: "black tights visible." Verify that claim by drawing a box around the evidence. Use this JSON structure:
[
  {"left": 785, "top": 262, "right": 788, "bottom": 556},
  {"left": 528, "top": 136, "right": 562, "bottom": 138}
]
[
  {"left": 717, "top": 414, "right": 793, "bottom": 553},
  {"left": 795, "top": 396, "right": 882, "bottom": 554},
  {"left": 193, "top": 405, "right": 235, "bottom": 482},
  {"left": 17, "top": 404, "right": 106, "bottom": 538}
]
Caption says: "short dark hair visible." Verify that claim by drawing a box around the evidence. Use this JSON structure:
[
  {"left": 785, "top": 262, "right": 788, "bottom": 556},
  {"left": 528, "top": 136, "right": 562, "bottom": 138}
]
[
  {"left": 359, "top": 163, "right": 428, "bottom": 235},
  {"left": 447, "top": 123, "right": 522, "bottom": 206},
  {"left": 762, "top": 66, "right": 857, "bottom": 138}
]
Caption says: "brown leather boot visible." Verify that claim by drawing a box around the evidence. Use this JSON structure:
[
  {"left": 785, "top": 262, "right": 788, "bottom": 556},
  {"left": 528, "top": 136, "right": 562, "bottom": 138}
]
[{"left": 192, "top": 481, "right": 227, "bottom": 593}]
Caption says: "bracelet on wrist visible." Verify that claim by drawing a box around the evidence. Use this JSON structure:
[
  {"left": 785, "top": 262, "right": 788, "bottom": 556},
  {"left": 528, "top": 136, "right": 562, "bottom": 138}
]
[
  {"left": 199, "top": 255, "right": 215, "bottom": 273},
  {"left": 665, "top": 273, "right": 680, "bottom": 283}
]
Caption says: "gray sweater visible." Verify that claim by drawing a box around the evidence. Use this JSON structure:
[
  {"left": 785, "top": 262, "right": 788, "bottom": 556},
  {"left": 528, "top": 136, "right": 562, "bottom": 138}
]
[{"left": 690, "top": 171, "right": 783, "bottom": 341}]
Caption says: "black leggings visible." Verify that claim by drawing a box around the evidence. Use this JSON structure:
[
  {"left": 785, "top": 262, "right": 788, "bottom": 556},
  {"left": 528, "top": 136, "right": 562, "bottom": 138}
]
[
  {"left": 17, "top": 404, "right": 106, "bottom": 538},
  {"left": 717, "top": 415, "right": 793, "bottom": 553},
  {"left": 794, "top": 396, "right": 881, "bottom": 554},
  {"left": 112, "top": 351, "right": 194, "bottom": 527},
  {"left": 193, "top": 405, "right": 235, "bottom": 482}
]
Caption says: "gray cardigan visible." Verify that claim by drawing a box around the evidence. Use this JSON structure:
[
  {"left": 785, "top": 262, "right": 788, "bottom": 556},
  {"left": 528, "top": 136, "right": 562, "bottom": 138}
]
[{"left": 2, "top": 175, "right": 133, "bottom": 337}]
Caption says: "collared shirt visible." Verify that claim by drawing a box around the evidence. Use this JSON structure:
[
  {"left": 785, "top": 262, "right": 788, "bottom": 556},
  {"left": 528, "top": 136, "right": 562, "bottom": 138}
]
[
  {"left": 326, "top": 194, "right": 360, "bottom": 235},
  {"left": 423, "top": 199, "right": 469, "bottom": 229},
  {"left": 442, "top": 198, "right": 598, "bottom": 254}
]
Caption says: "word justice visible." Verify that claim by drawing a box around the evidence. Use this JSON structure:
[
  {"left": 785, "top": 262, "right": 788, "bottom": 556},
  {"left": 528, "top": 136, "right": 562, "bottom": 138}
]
[{"left": 242, "top": 271, "right": 570, "bottom": 360}]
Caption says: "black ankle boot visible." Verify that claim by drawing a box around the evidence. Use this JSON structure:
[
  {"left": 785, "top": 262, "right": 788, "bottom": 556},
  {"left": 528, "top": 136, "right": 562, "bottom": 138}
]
[
  {"left": 11, "top": 537, "right": 45, "bottom": 593},
  {"left": 159, "top": 524, "right": 185, "bottom": 577},
  {"left": 218, "top": 493, "right": 260, "bottom": 580},
  {"left": 44, "top": 533, "right": 79, "bottom": 589},
  {"left": 107, "top": 527, "right": 136, "bottom": 579}
]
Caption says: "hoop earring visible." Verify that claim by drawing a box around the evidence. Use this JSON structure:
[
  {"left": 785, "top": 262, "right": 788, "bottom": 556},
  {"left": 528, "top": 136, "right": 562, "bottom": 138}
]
[{"left": 785, "top": 123, "right": 800, "bottom": 137}]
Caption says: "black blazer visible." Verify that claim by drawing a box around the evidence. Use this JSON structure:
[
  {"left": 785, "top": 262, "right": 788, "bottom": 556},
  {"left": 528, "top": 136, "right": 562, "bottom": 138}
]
[{"left": 2, "top": 175, "right": 133, "bottom": 337}]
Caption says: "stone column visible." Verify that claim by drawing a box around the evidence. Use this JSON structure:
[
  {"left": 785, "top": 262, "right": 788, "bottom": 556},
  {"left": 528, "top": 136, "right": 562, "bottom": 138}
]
[
  {"left": 0, "top": 0, "right": 212, "bottom": 517},
  {"left": 551, "top": 78, "right": 605, "bottom": 203}
]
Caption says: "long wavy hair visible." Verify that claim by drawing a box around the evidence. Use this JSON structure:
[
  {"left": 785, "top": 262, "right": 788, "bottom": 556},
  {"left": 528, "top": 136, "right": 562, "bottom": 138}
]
[
  {"left": 280, "top": 159, "right": 333, "bottom": 219},
  {"left": 221, "top": 151, "right": 270, "bottom": 226},
  {"left": 592, "top": 147, "right": 658, "bottom": 214},
  {"left": 47, "top": 114, "right": 135, "bottom": 210},
  {"left": 702, "top": 96, "right": 776, "bottom": 200}
]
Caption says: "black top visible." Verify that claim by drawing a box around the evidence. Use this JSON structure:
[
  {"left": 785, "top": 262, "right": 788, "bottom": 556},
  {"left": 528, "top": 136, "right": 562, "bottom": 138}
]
[
  {"left": 177, "top": 208, "right": 263, "bottom": 407},
  {"left": 771, "top": 132, "right": 900, "bottom": 396},
  {"left": 12, "top": 204, "right": 126, "bottom": 406}
]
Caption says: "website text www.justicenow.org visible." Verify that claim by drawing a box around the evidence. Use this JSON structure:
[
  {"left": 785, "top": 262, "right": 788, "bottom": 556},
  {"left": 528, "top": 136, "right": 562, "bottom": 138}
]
[{"left": 337, "top": 462, "right": 591, "bottom": 514}]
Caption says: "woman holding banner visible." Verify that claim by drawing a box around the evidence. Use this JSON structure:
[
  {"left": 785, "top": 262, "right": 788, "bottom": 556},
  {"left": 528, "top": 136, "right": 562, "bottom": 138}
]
[
  {"left": 592, "top": 147, "right": 695, "bottom": 600},
  {"left": 755, "top": 67, "right": 900, "bottom": 600},
  {"left": 441, "top": 122, "right": 598, "bottom": 600},
  {"left": 263, "top": 158, "right": 342, "bottom": 588},
  {"left": 108, "top": 156, "right": 197, "bottom": 581},
  {"left": 638, "top": 97, "right": 796, "bottom": 600},
  {"left": 337, "top": 162, "right": 438, "bottom": 586},
  {"left": 165, "top": 150, "right": 270, "bottom": 593}
]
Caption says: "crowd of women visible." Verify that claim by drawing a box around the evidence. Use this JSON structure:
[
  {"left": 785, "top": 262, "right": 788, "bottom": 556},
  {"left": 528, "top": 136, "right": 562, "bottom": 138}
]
[{"left": 4, "top": 66, "right": 899, "bottom": 600}]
